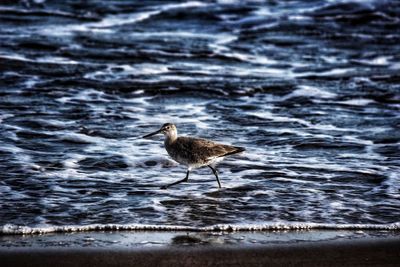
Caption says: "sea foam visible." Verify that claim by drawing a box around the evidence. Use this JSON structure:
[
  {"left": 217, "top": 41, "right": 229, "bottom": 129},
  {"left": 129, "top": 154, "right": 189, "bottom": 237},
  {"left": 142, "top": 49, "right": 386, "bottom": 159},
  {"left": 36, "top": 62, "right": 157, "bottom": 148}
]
[{"left": 1, "top": 222, "right": 399, "bottom": 235}]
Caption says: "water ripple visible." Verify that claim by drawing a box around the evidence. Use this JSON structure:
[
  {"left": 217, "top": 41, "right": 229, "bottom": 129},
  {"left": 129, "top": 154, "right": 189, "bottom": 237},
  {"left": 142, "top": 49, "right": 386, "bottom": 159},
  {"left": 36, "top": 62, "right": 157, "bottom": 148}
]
[{"left": 0, "top": 0, "right": 399, "bottom": 231}]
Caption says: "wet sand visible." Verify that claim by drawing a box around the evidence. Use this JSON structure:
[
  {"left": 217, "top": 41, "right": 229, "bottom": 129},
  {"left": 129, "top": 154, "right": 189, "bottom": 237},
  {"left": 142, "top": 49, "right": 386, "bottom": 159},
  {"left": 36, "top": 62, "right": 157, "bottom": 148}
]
[{"left": 1, "top": 237, "right": 399, "bottom": 267}]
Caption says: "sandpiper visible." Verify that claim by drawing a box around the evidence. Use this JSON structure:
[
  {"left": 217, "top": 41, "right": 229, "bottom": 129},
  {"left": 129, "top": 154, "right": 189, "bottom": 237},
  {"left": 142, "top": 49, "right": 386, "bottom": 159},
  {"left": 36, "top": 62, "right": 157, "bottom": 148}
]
[{"left": 143, "top": 123, "right": 245, "bottom": 189}]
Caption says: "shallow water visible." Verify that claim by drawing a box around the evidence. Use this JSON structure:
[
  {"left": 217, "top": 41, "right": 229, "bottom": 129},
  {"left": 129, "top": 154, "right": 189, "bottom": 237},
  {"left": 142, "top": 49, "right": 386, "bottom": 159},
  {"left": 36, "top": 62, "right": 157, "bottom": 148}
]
[
  {"left": 0, "top": 0, "right": 399, "bottom": 234},
  {"left": 1, "top": 230, "right": 398, "bottom": 248}
]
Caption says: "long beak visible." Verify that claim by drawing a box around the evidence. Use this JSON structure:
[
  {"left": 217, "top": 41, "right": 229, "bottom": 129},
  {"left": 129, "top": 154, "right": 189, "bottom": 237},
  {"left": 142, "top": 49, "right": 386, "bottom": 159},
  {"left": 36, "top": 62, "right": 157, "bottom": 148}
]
[{"left": 142, "top": 129, "right": 162, "bottom": 138}]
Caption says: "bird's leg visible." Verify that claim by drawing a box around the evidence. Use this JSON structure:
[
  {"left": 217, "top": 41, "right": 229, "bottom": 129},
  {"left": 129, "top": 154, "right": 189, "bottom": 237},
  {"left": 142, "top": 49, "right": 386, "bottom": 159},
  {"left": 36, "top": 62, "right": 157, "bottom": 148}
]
[
  {"left": 161, "top": 170, "right": 190, "bottom": 189},
  {"left": 208, "top": 165, "right": 221, "bottom": 188}
]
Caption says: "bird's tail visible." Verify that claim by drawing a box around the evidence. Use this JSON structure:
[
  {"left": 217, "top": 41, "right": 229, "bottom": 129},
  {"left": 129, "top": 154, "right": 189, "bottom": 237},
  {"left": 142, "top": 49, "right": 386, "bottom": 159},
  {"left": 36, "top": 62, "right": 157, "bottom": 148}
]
[
  {"left": 234, "top": 146, "right": 246, "bottom": 153},
  {"left": 222, "top": 146, "right": 246, "bottom": 157}
]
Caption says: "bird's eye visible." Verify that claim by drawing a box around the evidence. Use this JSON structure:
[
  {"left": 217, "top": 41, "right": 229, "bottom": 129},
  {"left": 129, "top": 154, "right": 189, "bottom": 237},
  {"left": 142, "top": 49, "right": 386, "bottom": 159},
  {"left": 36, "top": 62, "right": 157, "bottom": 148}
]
[{"left": 166, "top": 126, "right": 170, "bottom": 129}]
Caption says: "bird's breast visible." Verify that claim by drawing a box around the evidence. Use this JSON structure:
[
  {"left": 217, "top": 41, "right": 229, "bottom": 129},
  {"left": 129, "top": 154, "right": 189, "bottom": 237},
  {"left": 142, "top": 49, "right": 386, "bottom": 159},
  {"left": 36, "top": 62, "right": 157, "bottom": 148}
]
[{"left": 165, "top": 143, "right": 188, "bottom": 165}]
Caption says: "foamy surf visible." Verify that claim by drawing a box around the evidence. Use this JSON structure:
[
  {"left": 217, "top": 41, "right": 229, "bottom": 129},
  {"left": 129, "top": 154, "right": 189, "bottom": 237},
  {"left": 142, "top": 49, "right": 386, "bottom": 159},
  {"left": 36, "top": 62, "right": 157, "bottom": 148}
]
[
  {"left": 1, "top": 223, "right": 399, "bottom": 235},
  {"left": 1, "top": 0, "right": 399, "bottom": 236}
]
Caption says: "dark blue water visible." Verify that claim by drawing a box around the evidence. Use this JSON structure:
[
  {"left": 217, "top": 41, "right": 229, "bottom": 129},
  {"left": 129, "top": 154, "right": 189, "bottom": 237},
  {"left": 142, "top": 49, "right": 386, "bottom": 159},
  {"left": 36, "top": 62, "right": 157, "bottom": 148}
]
[{"left": 0, "top": 0, "right": 399, "bottom": 234}]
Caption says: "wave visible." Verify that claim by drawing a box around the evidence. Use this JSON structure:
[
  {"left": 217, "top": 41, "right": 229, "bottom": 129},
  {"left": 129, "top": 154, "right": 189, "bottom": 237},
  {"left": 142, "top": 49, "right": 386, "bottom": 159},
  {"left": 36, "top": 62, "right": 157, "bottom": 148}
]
[{"left": 1, "top": 222, "right": 399, "bottom": 235}]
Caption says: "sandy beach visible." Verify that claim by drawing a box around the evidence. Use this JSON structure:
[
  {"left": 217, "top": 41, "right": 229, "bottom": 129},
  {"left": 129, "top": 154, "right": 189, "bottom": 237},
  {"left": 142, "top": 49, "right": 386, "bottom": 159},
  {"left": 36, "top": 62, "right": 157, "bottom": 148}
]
[
  {"left": 1, "top": 231, "right": 399, "bottom": 267},
  {"left": 1, "top": 238, "right": 399, "bottom": 267}
]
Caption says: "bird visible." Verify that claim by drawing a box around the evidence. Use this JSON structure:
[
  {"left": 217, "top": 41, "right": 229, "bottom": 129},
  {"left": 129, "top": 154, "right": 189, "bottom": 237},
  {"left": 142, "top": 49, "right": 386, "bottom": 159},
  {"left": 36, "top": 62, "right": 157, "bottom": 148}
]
[{"left": 142, "top": 123, "right": 245, "bottom": 189}]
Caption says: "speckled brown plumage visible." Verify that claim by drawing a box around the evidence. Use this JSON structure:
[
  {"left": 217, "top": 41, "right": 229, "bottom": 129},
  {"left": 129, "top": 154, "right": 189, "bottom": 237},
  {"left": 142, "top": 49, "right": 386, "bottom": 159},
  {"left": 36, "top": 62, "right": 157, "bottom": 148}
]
[
  {"left": 165, "top": 136, "right": 245, "bottom": 168},
  {"left": 143, "top": 123, "right": 245, "bottom": 189}
]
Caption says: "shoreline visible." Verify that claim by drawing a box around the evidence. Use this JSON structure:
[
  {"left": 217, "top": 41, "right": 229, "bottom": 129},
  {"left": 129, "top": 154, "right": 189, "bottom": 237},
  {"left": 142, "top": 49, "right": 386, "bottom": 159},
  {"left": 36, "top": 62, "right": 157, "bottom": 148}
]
[
  {"left": 1, "top": 231, "right": 399, "bottom": 267},
  {"left": 2, "top": 222, "right": 399, "bottom": 235},
  {"left": 1, "top": 237, "right": 399, "bottom": 267}
]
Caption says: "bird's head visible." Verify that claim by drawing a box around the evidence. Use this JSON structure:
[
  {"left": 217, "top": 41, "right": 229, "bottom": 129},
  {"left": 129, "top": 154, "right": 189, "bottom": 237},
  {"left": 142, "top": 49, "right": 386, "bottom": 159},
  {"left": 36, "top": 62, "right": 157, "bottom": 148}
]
[{"left": 143, "top": 123, "right": 177, "bottom": 139}]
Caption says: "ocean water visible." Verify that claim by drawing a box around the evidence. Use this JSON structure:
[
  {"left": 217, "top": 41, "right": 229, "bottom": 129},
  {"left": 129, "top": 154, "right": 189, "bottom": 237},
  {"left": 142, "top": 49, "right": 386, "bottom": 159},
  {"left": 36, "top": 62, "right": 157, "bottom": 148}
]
[{"left": 0, "top": 0, "right": 399, "bottom": 235}]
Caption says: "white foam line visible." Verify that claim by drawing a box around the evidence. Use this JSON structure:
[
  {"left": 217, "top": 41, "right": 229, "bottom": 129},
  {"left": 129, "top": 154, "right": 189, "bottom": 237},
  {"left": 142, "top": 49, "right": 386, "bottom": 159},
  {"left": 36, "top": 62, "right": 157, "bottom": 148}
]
[
  {"left": 1, "top": 222, "right": 399, "bottom": 235},
  {"left": 295, "top": 68, "right": 355, "bottom": 77},
  {"left": 338, "top": 99, "right": 375, "bottom": 106},
  {"left": 40, "top": 1, "right": 208, "bottom": 36},
  {"left": 283, "top": 85, "right": 337, "bottom": 99},
  {"left": 129, "top": 31, "right": 234, "bottom": 41},
  {"left": 247, "top": 110, "right": 364, "bottom": 133},
  {"left": 0, "top": 52, "right": 85, "bottom": 65}
]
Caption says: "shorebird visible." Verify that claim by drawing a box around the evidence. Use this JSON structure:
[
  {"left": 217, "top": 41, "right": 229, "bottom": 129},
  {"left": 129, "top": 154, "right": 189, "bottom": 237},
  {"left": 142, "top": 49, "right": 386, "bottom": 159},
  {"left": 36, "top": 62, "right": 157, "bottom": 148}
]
[{"left": 143, "top": 123, "right": 245, "bottom": 189}]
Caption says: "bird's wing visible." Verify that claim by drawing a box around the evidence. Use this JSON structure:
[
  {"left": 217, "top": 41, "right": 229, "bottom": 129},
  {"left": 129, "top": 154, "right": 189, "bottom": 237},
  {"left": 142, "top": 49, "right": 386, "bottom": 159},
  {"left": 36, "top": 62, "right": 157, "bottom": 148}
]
[{"left": 176, "top": 137, "right": 241, "bottom": 161}]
